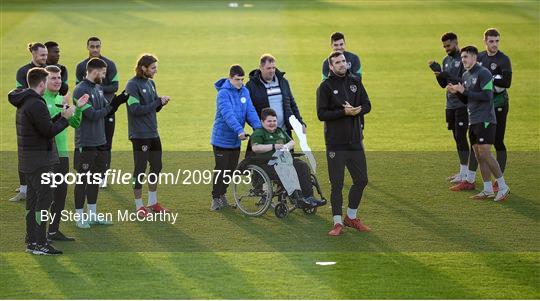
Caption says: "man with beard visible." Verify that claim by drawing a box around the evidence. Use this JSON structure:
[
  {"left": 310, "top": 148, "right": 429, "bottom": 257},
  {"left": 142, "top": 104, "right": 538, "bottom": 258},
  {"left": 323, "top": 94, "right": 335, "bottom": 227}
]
[
  {"left": 428, "top": 32, "right": 478, "bottom": 191},
  {"left": 10, "top": 43, "right": 49, "bottom": 203},
  {"left": 72, "top": 58, "right": 124, "bottom": 228},
  {"left": 317, "top": 51, "right": 371, "bottom": 236},
  {"left": 125, "top": 54, "right": 171, "bottom": 217}
]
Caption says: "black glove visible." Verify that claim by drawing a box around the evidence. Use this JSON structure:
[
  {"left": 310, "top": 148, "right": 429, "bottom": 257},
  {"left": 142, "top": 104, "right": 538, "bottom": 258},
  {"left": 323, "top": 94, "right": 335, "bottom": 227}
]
[
  {"left": 109, "top": 90, "right": 129, "bottom": 114},
  {"left": 438, "top": 71, "right": 461, "bottom": 85},
  {"left": 429, "top": 61, "right": 442, "bottom": 73}
]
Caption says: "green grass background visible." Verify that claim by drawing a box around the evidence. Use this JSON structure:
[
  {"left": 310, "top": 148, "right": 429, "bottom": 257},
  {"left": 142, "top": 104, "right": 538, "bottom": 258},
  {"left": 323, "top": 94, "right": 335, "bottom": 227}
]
[{"left": 1, "top": 0, "right": 539, "bottom": 299}]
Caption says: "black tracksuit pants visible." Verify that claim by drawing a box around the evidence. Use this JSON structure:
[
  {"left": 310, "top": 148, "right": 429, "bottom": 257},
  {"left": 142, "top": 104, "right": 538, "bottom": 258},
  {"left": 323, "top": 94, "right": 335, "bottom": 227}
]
[
  {"left": 25, "top": 165, "right": 54, "bottom": 244},
  {"left": 326, "top": 144, "right": 368, "bottom": 216},
  {"left": 49, "top": 157, "right": 69, "bottom": 233}
]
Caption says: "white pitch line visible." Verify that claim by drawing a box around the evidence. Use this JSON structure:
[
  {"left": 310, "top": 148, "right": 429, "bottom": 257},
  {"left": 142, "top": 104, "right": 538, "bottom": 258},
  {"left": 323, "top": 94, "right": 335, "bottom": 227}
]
[{"left": 315, "top": 261, "right": 336, "bottom": 266}]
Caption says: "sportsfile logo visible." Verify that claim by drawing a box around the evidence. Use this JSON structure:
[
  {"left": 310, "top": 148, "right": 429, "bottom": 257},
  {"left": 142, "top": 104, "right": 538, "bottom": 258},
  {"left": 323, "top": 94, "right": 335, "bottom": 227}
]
[{"left": 40, "top": 169, "right": 252, "bottom": 187}]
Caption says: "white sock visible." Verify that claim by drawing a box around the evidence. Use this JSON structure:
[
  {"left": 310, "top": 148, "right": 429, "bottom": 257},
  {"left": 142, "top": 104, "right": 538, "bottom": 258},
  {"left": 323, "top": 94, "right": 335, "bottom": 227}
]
[
  {"left": 496, "top": 176, "right": 508, "bottom": 190},
  {"left": 333, "top": 215, "right": 343, "bottom": 225},
  {"left": 76, "top": 208, "right": 84, "bottom": 222},
  {"left": 459, "top": 165, "right": 468, "bottom": 179},
  {"left": 466, "top": 171, "right": 476, "bottom": 183},
  {"left": 148, "top": 191, "right": 157, "bottom": 206},
  {"left": 19, "top": 185, "right": 27, "bottom": 194},
  {"left": 346, "top": 207, "right": 357, "bottom": 219},
  {"left": 135, "top": 198, "right": 143, "bottom": 209},
  {"left": 88, "top": 204, "right": 97, "bottom": 221},
  {"left": 483, "top": 181, "right": 494, "bottom": 194}
]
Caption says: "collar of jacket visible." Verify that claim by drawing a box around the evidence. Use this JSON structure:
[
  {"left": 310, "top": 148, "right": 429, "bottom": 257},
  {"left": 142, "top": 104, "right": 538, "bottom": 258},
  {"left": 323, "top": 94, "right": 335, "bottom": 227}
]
[
  {"left": 328, "top": 69, "right": 352, "bottom": 79},
  {"left": 43, "top": 89, "right": 59, "bottom": 98},
  {"left": 249, "top": 68, "right": 286, "bottom": 83}
]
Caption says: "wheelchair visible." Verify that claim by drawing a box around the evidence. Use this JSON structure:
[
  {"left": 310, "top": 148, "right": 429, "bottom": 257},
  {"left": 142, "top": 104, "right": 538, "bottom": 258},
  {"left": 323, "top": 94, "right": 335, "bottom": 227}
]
[{"left": 233, "top": 150, "right": 327, "bottom": 218}]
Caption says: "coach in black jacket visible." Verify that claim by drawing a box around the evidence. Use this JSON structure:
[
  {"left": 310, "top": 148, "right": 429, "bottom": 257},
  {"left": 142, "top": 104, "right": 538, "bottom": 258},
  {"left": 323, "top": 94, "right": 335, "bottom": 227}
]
[
  {"left": 8, "top": 67, "right": 75, "bottom": 255},
  {"left": 246, "top": 54, "right": 305, "bottom": 135},
  {"left": 317, "top": 51, "right": 371, "bottom": 236}
]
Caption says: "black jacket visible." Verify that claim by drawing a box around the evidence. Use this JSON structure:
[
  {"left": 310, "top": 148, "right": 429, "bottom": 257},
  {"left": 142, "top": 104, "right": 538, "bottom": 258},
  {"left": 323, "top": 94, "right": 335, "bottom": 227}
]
[
  {"left": 8, "top": 88, "right": 69, "bottom": 173},
  {"left": 246, "top": 69, "right": 305, "bottom": 131},
  {"left": 316, "top": 71, "right": 371, "bottom": 145}
]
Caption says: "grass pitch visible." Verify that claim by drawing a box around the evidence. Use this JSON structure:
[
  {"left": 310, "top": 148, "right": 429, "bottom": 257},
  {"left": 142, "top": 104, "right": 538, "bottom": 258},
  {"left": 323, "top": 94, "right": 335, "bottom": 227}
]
[{"left": 1, "top": 0, "right": 539, "bottom": 299}]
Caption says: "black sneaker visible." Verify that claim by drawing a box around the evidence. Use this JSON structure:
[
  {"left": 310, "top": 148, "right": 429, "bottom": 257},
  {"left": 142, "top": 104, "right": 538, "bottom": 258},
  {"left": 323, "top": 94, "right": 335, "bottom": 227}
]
[
  {"left": 48, "top": 231, "right": 75, "bottom": 241},
  {"left": 32, "top": 243, "right": 63, "bottom": 255},
  {"left": 305, "top": 196, "right": 327, "bottom": 207},
  {"left": 25, "top": 243, "right": 36, "bottom": 253}
]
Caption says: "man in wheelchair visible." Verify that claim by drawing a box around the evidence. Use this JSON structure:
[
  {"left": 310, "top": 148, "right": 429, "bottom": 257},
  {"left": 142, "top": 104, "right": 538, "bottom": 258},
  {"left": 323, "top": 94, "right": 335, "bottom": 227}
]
[{"left": 250, "top": 108, "right": 326, "bottom": 208}]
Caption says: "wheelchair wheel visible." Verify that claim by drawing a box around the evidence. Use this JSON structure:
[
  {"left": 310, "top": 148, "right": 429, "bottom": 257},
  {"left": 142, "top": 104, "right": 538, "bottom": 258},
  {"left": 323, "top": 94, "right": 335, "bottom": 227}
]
[
  {"left": 303, "top": 206, "right": 317, "bottom": 215},
  {"left": 233, "top": 165, "right": 273, "bottom": 216},
  {"left": 274, "top": 203, "right": 288, "bottom": 218}
]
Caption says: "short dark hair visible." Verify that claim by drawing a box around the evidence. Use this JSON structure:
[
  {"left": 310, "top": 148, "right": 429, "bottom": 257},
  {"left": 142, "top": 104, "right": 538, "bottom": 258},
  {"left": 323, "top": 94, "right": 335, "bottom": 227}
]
[
  {"left": 330, "top": 32, "right": 345, "bottom": 43},
  {"left": 484, "top": 28, "right": 500, "bottom": 39},
  {"left": 461, "top": 45, "right": 479, "bottom": 55},
  {"left": 45, "top": 65, "right": 61, "bottom": 74},
  {"left": 229, "top": 64, "right": 244, "bottom": 78},
  {"left": 28, "top": 42, "right": 45, "bottom": 53},
  {"left": 27, "top": 67, "right": 49, "bottom": 88},
  {"left": 135, "top": 54, "right": 158, "bottom": 77},
  {"left": 259, "top": 54, "right": 275, "bottom": 66},
  {"left": 261, "top": 107, "right": 277, "bottom": 121},
  {"left": 44, "top": 41, "right": 59, "bottom": 49},
  {"left": 87, "top": 36, "right": 101, "bottom": 45},
  {"left": 86, "top": 57, "right": 107, "bottom": 72},
  {"left": 441, "top": 32, "right": 458, "bottom": 42},
  {"left": 327, "top": 51, "right": 344, "bottom": 65}
]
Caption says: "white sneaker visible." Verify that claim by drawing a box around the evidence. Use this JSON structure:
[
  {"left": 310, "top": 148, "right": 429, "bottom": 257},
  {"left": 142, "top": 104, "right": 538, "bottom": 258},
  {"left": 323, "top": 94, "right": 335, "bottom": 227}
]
[
  {"left": 494, "top": 186, "right": 510, "bottom": 202},
  {"left": 9, "top": 192, "right": 26, "bottom": 202},
  {"left": 75, "top": 220, "right": 91, "bottom": 229},
  {"left": 449, "top": 176, "right": 463, "bottom": 184}
]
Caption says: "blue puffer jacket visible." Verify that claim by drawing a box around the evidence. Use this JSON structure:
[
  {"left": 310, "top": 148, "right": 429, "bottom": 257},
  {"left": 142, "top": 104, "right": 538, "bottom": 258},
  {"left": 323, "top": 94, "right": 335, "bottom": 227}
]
[{"left": 211, "top": 78, "right": 262, "bottom": 148}]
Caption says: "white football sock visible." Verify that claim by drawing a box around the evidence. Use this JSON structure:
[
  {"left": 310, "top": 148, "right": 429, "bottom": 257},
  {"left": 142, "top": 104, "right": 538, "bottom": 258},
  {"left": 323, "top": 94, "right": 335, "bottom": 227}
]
[
  {"left": 483, "top": 181, "right": 494, "bottom": 194},
  {"left": 148, "top": 191, "right": 157, "bottom": 206},
  {"left": 19, "top": 185, "right": 27, "bottom": 194},
  {"left": 135, "top": 199, "right": 143, "bottom": 209},
  {"left": 333, "top": 215, "right": 343, "bottom": 226},
  {"left": 347, "top": 207, "right": 357, "bottom": 219},
  {"left": 88, "top": 204, "right": 97, "bottom": 221},
  {"left": 459, "top": 165, "right": 468, "bottom": 179},
  {"left": 75, "top": 208, "right": 84, "bottom": 222},
  {"left": 466, "top": 171, "right": 476, "bottom": 183},
  {"left": 496, "top": 176, "right": 508, "bottom": 190}
]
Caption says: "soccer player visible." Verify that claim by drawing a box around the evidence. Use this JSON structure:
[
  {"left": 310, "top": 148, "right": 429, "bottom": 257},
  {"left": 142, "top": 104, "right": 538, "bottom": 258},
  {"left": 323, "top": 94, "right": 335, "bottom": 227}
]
[
  {"left": 125, "top": 54, "right": 171, "bottom": 217},
  {"left": 477, "top": 28, "right": 512, "bottom": 189},
  {"left": 210, "top": 65, "right": 261, "bottom": 210},
  {"left": 43, "top": 65, "right": 89, "bottom": 241},
  {"left": 44, "top": 41, "right": 69, "bottom": 95},
  {"left": 10, "top": 43, "right": 48, "bottom": 203},
  {"left": 428, "top": 32, "right": 478, "bottom": 190},
  {"left": 246, "top": 54, "right": 306, "bottom": 136},
  {"left": 75, "top": 37, "right": 119, "bottom": 188},
  {"left": 9, "top": 67, "right": 75, "bottom": 255},
  {"left": 72, "top": 58, "right": 124, "bottom": 228},
  {"left": 322, "top": 32, "right": 366, "bottom": 131},
  {"left": 447, "top": 46, "right": 510, "bottom": 202},
  {"left": 322, "top": 32, "right": 362, "bottom": 80},
  {"left": 317, "top": 51, "right": 371, "bottom": 236}
]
